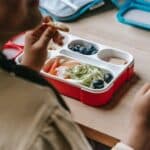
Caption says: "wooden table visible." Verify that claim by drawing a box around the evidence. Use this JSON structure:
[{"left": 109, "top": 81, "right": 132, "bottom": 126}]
[{"left": 62, "top": 5, "right": 150, "bottom": 148}]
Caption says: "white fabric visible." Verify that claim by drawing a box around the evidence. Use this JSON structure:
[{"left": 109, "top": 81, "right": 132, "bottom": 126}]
[
  {"left": 40, "top": 0, "right": 94, "bottom": 17},
  {"left": 112, "top": 142, "right": 134, "bottom": 150}
]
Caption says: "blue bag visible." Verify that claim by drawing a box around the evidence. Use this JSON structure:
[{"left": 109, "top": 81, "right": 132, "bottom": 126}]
[
  {"left": 39, "top": 0, "right": 104, "bottom": 21},
  {"left": 112, "top": 0, "right": 150, "bottom": 30}
]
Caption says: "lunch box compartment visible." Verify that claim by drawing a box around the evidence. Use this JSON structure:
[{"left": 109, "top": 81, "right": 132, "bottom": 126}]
[
  {"left": 97, "top": 48, "right": 133, "bottom": 66},
  {"left": 42, "top": 55, "right": 114, "bottom": 91},
  {"left": 68, "top": 39, "right": 98, "bottom": 55}
]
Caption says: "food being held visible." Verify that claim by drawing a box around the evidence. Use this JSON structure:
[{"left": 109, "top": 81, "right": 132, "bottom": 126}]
[
  {"left": 43, "top": 57, "right": 113, "bottom": 89},
  {"left": 45, "top": 20, "right": 69, "bottom": 50},
  {"left": 43, "top": 17, "right": 69, "bottom": 33},
  {"left": 47, "top": 22, "right": 69, "bottom": 32},
  {"left": 68, "top": 41, "right": 98, "bottom": 55}
]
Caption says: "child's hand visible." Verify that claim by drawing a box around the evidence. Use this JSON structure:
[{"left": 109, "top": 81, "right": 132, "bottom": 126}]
[
  {"left": 124, "top": 83, "right": 150, "bottom": 150},
  {"left": 133, "top": 83, "right": 150, "bottom": 125},
  {"left": 21, "top": 17, "right": 64, "bottom": 71},
  {"left": 21, "top": 24, "right": 55, "bottom": 71}
]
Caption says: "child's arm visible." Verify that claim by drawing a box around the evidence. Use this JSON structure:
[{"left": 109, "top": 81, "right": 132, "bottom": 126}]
[{"left": 124, "top": 83, "right": 150, "bottom": 150}]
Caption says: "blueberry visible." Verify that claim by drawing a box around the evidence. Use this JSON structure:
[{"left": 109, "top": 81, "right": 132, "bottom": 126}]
[
  {"left": 70, "top": 47, "right": 75, "bottom": 51},
  {"left": 92, "top": 80, "right": 104, "bottom": 89},
  {"left": 86, "top": 44, "right": 92, "bottom": 50},
  {"left": 68, "top": 45, "right": 74, "bottom": 50},
  {"left": 72, "top": 45, "right": 79, "bottom": 51},
  {"left": 85, "top": 45, "right": 98, "bottom": 55},
  {"left": 91, "top": 50, "right": 97, "bottom": 55},
  {"left": 104, "top": 73, "right": 113, "bottom": 83},
  {"left": 91, "top": 45, "right": 96, "bottom": 50},
  {"left": 69, "top": 43, "right": 97, "bottom": 55},
  {"left": 76, "top": 44, "right": 81, "bottom": 49},
  {"left": 84, "top": 48, "right": 93, "bottom": 55},
  {"left": 79, "top": 46, "right": 87, "bottom": 54}
]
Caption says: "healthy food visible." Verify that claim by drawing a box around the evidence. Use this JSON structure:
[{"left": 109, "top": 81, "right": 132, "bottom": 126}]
[
  {"left": 103, "top": 57, "right": 127, "bottom": 65},
  {"left": 104, "top": 73, "right": 113, "bottom": 83},
  {"left": 91, "top": 80, "right": 104, "bottom": 89},
  {"left": 65, "top": 64, "right": 113, "bottom": 89},
  {"left": 68, "top": 43, "right": 98, "bottom": 55},
  {"left": 46, "top": 20, "right": 69, "bottom": 50},
  {"left": 43, "top": 57, "right": 113, "bottom": 89},
  {"left": 43, "top": 57, "right": 80, "bottom": 78}
]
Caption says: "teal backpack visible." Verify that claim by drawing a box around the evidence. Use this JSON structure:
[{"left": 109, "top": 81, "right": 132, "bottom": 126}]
[{"left": 39, "top": 0, "right": 105, "bottom": 21}]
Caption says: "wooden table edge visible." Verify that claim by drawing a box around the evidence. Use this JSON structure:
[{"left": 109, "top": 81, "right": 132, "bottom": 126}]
[{"left": 78, "top": 123, "right": 119, "bottom": 147}]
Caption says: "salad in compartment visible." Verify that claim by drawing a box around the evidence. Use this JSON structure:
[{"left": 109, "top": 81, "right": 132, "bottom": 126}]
[{"left": 43, "top": 56, "right": 113, "bottom": 89}]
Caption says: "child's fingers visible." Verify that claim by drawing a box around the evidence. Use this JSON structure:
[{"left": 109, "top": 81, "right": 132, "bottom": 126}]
[
  {"left": 139, "top": 83, "right": 150, "bottom": 95},
  {"left": 25, "top": 31, "right": 33, "bottom": 40},
  {"left": 53, "top": 31, "right": 64, "bottom": 45},
  {"left": 145, "top": 89, "right": 150, "bottom": 99},
  {"left": 24, "top": 25, "right": 48, "bottom": 46},
  {"left": 43, "top": 16, "right": 53, "bottom": 23},
  {"left": 144, "top": 83, "right": 150, "bottom": 97},
  {"left": 25, "top": 31, "right": 38, "bottom": 45},
  {"left": 36, "top": 27, "right": 56, "bottom": 48},
  {"left": 32, "top": 24, "right": 48, "bottom": 38},
  {"left": 31, "top": 16, "right": 53, "bottom": 38}
]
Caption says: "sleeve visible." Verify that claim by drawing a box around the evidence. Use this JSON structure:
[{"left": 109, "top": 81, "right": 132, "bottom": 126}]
[
  {"left": 112, "top": 142, "right": 134, "bottom": 150},
  {"left": 30, "top": 106, "right": 92, "bottom": 150}
]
